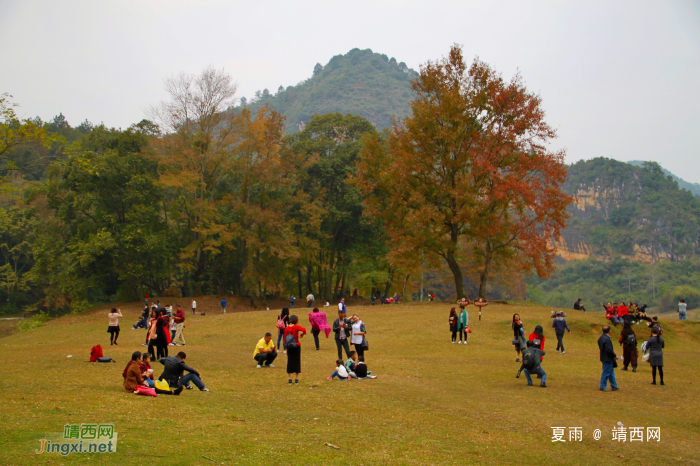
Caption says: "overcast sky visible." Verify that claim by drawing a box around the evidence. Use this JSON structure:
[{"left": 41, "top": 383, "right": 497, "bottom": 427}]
[{"left": 1, "top": 0, "right": 698, "bottom": 182}]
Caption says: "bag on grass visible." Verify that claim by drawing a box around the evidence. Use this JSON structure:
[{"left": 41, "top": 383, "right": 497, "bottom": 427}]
[
  {"left": 155, "top": 379, "right": 170, "bottom": 391},
  {"left": 135, "top": 386, "right": 157, "bottom": 397},
  {"left": 97, "top": 357, "right": 115, "bottom": 363},
  {"left": 89, "top": 345, "right": 104, "bottom": 362}
]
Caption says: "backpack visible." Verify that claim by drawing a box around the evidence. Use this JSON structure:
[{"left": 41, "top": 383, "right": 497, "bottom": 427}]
[
  {"left": 522, "top": 350, "right": 537, "bottom": 370},
  {"left": 625, "top": 333, "right": 637, "bottom": 346},
  {"left": 276, "top": 315, "right": 286, "bottom": 330},
  {"left": 285, "top": 327, "right": 298, "bottom": 349},
  {"left": 532, "top": 338, "right": 541, "bottom": 349}
]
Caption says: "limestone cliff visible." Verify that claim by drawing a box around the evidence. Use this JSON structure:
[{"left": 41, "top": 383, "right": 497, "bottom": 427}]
[{"left": 554, "top": 158, "right": 700, "bottom": 263}]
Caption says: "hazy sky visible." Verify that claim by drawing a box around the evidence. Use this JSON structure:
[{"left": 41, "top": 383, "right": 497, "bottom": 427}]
[{"left": 1, "top": 0, "right": 699, "bottom": 182}]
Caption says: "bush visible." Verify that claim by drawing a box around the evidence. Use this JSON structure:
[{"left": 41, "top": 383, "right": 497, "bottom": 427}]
[
  {"left": 18, "top": 311, "right": 51, "bottom": 332},
  {"left": 660, "top": 285, "right": 700, "bottom": 312}
]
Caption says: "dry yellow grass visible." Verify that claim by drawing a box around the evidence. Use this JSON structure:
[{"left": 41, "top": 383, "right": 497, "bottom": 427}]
[{"left": 0, "top": 301, "right": 698, "bottom": 465}]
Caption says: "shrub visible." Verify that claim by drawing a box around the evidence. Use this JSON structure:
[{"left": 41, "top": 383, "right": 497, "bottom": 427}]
[{"left": 18, "top": 311, "right": 50, "bottom": 332}]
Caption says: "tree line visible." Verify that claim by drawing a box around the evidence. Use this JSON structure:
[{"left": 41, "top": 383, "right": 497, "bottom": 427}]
[{"left": 0, "top": 46, "right": 570, "bottom": 314}]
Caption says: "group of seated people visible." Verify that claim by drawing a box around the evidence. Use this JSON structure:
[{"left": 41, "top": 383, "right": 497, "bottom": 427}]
[
  {"left": 601, "top": 301, "right": 651, "bottom": 326},
  {"left": 328, "top": 350, "right": 376, "bottom": 380},
  {"left": 123, "top": 350, "right": 209, "bottom": 395}
]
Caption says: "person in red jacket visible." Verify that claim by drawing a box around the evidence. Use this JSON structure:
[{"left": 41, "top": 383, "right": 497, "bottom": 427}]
[
  {"left": 528, "top": 325, "right": 546, "bottom": 356},
  {"left": 617, "top": 301, "right": 629, "bottom": 324},
  {"left": 283, "top": 315, "right": 307, "bottom": 385},
  {"left": 601, "top": 302, "right": 620, "bottom": 326},
  {"left": 172, "top": 305, "right": 186, "bottom": 346}
]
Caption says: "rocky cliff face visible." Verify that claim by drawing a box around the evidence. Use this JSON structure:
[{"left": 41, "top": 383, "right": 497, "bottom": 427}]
[{"left": 553, "top": 158, "right": 700, "bottom": 263}]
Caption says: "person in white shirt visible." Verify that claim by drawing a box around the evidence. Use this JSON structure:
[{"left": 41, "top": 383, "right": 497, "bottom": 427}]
[
  {"left": 327, "top": 359, "right": 350, "bottom": 381},
  {"left": 350, "top": 314, "right": 366, "bottom": 359},
  {"left": 108, "top": 308, "right": 123, "bottom": 346},
  {"left": 678, "top": 299, "right": 687, "bottom": 320},
  {"left": 191, "top": 299, "right": 197, "bottom": 316},
  {"left": 306, "top": 293, "right": 315, "bottom": 308}
]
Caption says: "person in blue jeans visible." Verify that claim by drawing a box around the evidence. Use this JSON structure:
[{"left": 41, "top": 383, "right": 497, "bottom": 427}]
[
  {"left": 220, "top": 297, "right": 227, "bottom": 314},
  {"left": 158, "top": 352, "right": 210, "bottom": 392},
  {"left": 520, "top": 340, "right": 547, "bottom": 387},
  {"left": 597, "top": 325, "right": 620, "bottom": 392}
]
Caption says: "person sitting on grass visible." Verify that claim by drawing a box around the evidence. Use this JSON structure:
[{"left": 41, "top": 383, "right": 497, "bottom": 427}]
[
  {"left": 573, "top": 299, "right": 586, "bottom": 312},
  {"left": 125, "top": 351, "right": 183, "bottom": 395},
  {"left": 519, "top": 340, "right": 547, "bottom": 387},
  {"left": 140, "top": 353, "right": 155, "bottom": 387},
  {"left": 354, "top": 356, "right": 377, "bottom": 379},
  {"left": 254, "top": 332, "right": 278, "bottom": 368},
  {"left": 159, "top": 351, "right": 210, "bottom": 392},
  {"left": 345, "top": 351, "right": 358, "bottom": 378},
  {"left": 327, "top": 359, "right": 350, "bottom": 381},
  {"left": 601, "top": 302, "right": 620, "bottom": 326}
]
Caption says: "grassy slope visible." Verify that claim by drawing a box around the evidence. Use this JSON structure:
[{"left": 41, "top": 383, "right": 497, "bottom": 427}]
[{"left": 0, "top": 301, "right": 699, "bottom": 465}]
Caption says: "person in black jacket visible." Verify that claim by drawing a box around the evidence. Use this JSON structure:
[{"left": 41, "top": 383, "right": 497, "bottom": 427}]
[
  {"left": 646, "top": 329, "right": 665, "bottom": 385},
  {"left": 332, "top": 311, "right": 353, "bottom": 360},
  {"left": 598, "top": 326, "right": 620, "bottom": 392},
  {"left": 158, "top": 352, "right": 210, "bottom": 392}
]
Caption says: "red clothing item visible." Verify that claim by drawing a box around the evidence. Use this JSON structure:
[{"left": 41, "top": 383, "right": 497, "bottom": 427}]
[
  {"left": 174, "top": 309, "right": 185, "bottom": 323},
  {"left": 617, "top": 305, "right": 629, "bottom": 317},
  {"left": 139, "top": 361, "right": 153, "bottom": 379},
  {"left": 604, "top": 306, "right": 615, "bottom": 319},
  {"left": 284, "top": 324, "right": 307, "bottom": 346},
  {"left": 528, "top": 333, "right": 546, "bottom": 355}
]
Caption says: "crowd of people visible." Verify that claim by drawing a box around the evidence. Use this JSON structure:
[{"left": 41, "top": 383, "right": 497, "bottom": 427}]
[
  {"left": 503, "top": 301, "right": 671, "bottom": 390},
  {"left": 115, "top": 291, "right": 685, "bottom": 395}
]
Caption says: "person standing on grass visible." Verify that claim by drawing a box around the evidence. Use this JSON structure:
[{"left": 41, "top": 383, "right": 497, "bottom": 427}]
[
  {"left": 457, "top": 305, "right": 469, "bottom": 344},
  {"left": 108, "top": 308, "right": 123, "bottom": 346},
  {"left": 332, "top": 310, "right": 353, "bottom": 360},
  {"left": 338, "top": 297, "right": 347, "bottom": 315},
  {"left": 284, "top": 315, "right": 306, "bottom": 385},
  {"left": 308, "top": 307, "right": 330, "bottom": 351},
  {"left": 306, "top": 293, "right": 315, "bottom": 308},
  {"left": 191, "top": 299, "right": 196, "bottom": 316},
  {"left": 277, "top": 307, "right": 290, "bottom": 353},
  {"left": 678, "top": 299, "right": 687, "bottom": 320},
  {"left": 528, "top": 325, "right": 545, "bottom": 352},
  {"left": 254, "top": 332, "right": 278, "bottom": 368},
  {"left": 220, "top": 297, "right": 227, "bottom": 314},
  {"left": 350, "top": 314, "right": 367, "bottom": 359},
  {"left": 290, "top": 295, "right": 296, "bottom": 309},
  {"left": 618, "top": 322, "right": 638, "bottom": 372},
  {"left": 512, "top": 314, "right": 525, "bottom": 362},
  {"left": 647, "top": 328, "right": 665, "bottom": 385},
  {"left": 172, "top": 304, "right": 186, "bottom": 346},
  {"left": 155, "top": 309, "right": 169, "bottom": 359},
  {"left": 598, "top": 325, "right": 620, "bottom": 392},
  {"left": 552, "top": 311, "right": 571, "bottom": 354},
  {"left": 449, "top": 308, "right": 458, "bottom": 343}
]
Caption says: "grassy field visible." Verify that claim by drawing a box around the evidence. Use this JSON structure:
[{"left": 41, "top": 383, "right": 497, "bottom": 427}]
[{"left": 0, "top": 301, "right": 699, "bottom": 465}]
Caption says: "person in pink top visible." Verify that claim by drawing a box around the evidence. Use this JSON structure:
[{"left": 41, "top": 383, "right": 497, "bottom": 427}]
[
  {"left": 308, "top": 307, "right": 330, "bottom": 351},
  {"left": 108, "top": 308, "right": 123, "bottom": 346}
]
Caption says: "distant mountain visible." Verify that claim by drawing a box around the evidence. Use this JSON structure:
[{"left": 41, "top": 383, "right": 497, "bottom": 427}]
[
  {"left": 238, "top": 48, "right": 417, "bottom": 133},
  {"left": 555, "top": 158, "right": 700, "bottom": 263},
  {"left": 628, "top": 160, "right": 700, "bottom": 197}
]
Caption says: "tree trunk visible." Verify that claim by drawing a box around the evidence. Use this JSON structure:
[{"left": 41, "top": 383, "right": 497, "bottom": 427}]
[
  {"left": 402, "top": 274, "right": 410, "bottom": 300},
  {"left": 477, "top": 242, "right": 492, "bottom": 299},
  {"left": 445, "top": 251, "right": 466, "bottom": 299},
  {"left": 297, "top": 260, "right": 303, "bottom": 299},
  {"left": 384, "top": 266, "right": 394, "bottom": 296}
]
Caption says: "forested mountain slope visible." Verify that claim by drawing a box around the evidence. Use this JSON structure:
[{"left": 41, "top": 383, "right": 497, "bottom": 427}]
[{"left": 238, "top": 48, "right": 417, "bottom": 133}]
